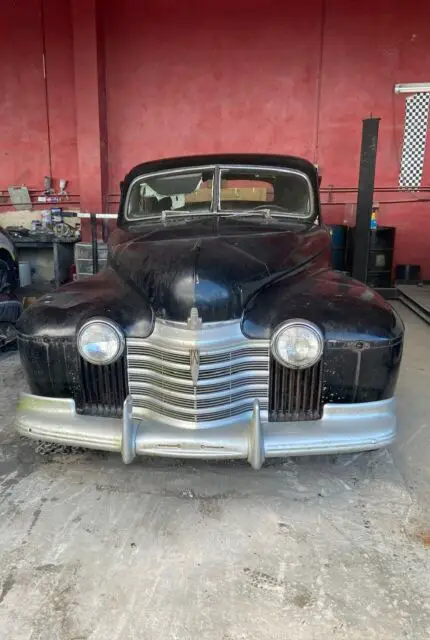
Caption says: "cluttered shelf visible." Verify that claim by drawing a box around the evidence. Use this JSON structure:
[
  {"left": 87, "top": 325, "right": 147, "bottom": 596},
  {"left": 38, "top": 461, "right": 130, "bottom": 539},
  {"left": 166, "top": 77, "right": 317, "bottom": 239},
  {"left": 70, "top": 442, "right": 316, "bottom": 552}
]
[{"left": 5, "top": 210, "right": 81, "bottom": 289}]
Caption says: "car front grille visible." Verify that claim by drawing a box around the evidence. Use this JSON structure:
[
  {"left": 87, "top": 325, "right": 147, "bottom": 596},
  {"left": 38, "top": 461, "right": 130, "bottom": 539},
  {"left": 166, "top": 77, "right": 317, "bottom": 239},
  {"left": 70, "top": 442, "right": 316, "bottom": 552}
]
[
  {"left": 77, "top": 356, "right": 128, "bottom": 418},
  {"left": 126, "top": 320, "right": 270, "bottom": 428},
  {"left": 268, "top": 358, "right": 323, "bottom": 422},
  {"left": 75, "top": 321, "right": 324, "bottom": 425}
]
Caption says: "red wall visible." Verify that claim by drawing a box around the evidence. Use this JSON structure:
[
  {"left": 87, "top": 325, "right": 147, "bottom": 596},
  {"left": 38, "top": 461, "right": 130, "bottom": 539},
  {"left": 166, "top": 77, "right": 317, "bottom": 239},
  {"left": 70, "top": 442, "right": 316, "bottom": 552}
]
[
  {"left": 104, "top": 0, "right": 322, "bottom": 185},
  {"left": 0, "top": 1, "right": 49, "bottom": 187},
  {"left": 1, "top": 0, "right": 430, "bottom": 275},
  {"left": 43, "top": 0, "right": 79, "bottom": 190}
]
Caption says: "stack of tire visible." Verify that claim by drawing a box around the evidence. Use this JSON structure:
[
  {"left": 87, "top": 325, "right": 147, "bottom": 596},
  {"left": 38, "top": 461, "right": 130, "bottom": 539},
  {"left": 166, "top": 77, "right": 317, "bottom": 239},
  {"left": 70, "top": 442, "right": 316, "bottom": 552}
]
[{"left": 0, "top": 229, "right": 22, "bottom": 347}]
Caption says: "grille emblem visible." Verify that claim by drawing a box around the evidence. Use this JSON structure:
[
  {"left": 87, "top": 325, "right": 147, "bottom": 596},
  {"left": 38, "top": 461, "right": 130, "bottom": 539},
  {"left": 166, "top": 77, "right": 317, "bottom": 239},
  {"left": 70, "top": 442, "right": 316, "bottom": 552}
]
[{"left": 190, "top": 349, "right": 200, "bottom": 387}]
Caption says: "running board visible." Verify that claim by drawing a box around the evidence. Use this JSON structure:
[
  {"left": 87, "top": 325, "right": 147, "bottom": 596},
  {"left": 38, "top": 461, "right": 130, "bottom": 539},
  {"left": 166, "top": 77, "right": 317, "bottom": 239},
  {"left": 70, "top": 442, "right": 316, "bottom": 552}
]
[{"left": 397, "top": 288, "right": 430, "bottom": 325}]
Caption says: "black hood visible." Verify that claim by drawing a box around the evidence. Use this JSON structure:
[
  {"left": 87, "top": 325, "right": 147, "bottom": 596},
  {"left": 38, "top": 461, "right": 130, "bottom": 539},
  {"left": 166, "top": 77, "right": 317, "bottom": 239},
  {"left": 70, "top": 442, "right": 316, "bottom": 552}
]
[{"left": 109, "top": 217, "right": 329, "bottom": 322}]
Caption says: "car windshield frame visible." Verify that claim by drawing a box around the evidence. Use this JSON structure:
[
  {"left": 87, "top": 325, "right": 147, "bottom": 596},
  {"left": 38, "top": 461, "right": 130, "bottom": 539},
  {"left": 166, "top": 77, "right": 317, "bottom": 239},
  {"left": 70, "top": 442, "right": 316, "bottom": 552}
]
[{"left": 124, "top": 164, "right": 315, "bottom": 222}]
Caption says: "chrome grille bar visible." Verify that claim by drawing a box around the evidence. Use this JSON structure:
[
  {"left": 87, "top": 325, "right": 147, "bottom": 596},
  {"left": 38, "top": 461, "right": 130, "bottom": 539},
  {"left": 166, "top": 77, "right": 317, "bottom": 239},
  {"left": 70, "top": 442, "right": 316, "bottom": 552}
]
[
  {"left": 126, "top": 319, "right": 270, "bottom": 429},
  {"left": 269, "top": 358, "right": 323, "bottom": 422}
]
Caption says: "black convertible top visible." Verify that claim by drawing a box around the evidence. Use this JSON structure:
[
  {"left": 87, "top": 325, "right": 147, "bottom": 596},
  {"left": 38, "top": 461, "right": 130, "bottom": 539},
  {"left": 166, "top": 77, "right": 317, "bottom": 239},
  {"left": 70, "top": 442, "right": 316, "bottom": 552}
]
[{"left": 124, "top": 153, "right": 317, "bottom": 182}]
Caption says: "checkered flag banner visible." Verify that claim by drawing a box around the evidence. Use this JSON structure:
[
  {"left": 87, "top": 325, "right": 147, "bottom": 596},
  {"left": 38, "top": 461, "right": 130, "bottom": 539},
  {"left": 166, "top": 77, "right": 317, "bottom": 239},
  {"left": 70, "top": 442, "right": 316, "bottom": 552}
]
[{"left": 399, "top": 92, "right": 430, "bottom": 189}]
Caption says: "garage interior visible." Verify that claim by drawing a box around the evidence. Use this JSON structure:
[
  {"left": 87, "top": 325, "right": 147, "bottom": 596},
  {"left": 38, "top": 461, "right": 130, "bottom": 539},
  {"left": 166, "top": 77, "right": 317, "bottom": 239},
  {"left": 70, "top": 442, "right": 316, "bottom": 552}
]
[{"left": 1, "top": 1, "right": 430, "bottom": 638}]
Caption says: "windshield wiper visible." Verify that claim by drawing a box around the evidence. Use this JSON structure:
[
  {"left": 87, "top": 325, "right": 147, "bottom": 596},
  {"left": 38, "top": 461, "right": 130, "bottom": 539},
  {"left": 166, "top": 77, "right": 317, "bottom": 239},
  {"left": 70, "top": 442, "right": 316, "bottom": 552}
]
[
  {"left": 216, "top": 209, "right": 275, "bottom": 219},
  {"left": 159, "top": 210, "right": 213, "bottom": 223},
  {"left": 218, "top": 208, "right": 312, "bottom": 221},
  {"left": 130, "top": 208, "right": 309, "bottom": 224},
  {"left": 129, "top": 210, "right": 211, "bottom": 223}
]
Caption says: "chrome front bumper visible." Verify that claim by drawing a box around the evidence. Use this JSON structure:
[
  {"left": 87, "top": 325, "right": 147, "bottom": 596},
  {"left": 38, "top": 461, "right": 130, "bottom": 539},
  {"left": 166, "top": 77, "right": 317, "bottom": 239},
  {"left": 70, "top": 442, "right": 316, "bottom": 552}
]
[{"left": 15, "top": 394, "right": 397, "bottom": 469}]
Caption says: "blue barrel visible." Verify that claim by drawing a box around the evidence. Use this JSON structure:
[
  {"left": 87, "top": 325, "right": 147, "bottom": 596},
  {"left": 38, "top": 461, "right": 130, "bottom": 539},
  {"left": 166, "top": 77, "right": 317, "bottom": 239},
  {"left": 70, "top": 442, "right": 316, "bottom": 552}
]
[{"left": 329, "top": 224, "right": 347, "bottom": 271}]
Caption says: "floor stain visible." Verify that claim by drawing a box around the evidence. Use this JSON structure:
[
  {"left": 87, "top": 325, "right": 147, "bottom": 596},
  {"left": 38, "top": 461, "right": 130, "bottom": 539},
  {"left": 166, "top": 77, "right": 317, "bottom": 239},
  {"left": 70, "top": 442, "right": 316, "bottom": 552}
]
[
  {"left": 198, "top": 497, "right": 223, "bottom": 519},
  {"left": 292, "top": 587, "right": 314, "bottom": 609},
  {"left": 28, "top": 507, "right": 42, "bottom": 536},
  {"left": 0, "top": 570, "right": 15, "bottom": 605},
  {"left": 244, "top": 568, "right": 279, "bottom": 590},
  {"left": 0, "top": 441, "right": 38, "bottom": 491},
  {"left": 35, "top": 564, "right": 64, "bottom": 574},
  {"left": 95, "top": 482, "right": 239, "bottom": 504},
  {"left": 243, "top": 568, "right": 314, "bottom": 608},
  {"left": 277, "top": 521, "right": 308, "bottom": 542}
]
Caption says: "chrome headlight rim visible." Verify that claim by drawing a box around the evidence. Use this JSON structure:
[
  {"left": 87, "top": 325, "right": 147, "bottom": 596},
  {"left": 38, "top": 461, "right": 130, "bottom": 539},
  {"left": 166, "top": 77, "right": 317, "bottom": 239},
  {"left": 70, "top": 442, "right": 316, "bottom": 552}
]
[
  {"left": 77, "top": 318, "right": 125, "bottom": 366},
  {"left": 271, "top": 319, "right": 324, "bottom": 370}
]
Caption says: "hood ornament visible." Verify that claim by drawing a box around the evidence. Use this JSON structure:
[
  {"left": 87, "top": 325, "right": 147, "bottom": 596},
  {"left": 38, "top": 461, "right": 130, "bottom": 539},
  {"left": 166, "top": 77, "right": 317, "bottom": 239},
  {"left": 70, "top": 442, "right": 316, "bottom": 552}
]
[{"left": 187, "top": 307, "right": 202, "bottom": 330}]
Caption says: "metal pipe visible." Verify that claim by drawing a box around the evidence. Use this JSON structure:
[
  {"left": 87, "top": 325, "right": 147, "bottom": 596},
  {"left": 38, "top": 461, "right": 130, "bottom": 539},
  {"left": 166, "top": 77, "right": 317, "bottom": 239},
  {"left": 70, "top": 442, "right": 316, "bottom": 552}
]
[
  {"left": 395, "top": 82, "right": 430, "bottom": 94},
  {"left": 320, "top": 198, "right": 430, "bottom": 205}
]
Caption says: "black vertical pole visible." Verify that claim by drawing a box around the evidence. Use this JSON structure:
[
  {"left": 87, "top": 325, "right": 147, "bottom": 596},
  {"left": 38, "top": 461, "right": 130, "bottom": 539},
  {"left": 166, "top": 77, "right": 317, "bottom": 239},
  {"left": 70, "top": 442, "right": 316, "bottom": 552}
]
[
  {"left": 90, "top": 214, "right": 99, "bottom": 275},
  {"left": 352, "top": 117, "right": 380, "bottom": 283},
  {"left": 102, "top": 218, "right": 109, "bottom": 243}
]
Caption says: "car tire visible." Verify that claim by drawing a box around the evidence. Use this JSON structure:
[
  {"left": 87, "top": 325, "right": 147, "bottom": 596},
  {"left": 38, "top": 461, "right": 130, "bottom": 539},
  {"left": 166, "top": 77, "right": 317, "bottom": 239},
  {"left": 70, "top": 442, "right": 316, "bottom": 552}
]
[{"left": 0, "top": 254, "right": 18, "bottom": 294}]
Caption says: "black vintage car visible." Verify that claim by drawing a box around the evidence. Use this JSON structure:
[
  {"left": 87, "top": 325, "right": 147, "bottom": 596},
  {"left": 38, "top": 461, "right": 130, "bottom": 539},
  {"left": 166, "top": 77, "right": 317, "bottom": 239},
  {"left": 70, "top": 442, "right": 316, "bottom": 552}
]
[{"left": 15, "top": 154, "right": 404, "bottom": 468}]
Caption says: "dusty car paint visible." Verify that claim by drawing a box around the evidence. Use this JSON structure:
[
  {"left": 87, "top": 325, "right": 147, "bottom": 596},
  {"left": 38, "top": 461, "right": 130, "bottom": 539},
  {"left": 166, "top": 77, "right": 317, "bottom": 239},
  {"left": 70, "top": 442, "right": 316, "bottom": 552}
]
[{"left": 15, "top": 154, "right": 404, "bottom": 463}]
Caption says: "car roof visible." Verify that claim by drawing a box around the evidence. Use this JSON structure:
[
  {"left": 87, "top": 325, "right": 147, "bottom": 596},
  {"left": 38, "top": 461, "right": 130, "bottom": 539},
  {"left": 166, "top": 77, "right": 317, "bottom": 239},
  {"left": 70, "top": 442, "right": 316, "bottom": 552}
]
[{"left": 123, "top": 154, "right": 318, "bottom": 186}]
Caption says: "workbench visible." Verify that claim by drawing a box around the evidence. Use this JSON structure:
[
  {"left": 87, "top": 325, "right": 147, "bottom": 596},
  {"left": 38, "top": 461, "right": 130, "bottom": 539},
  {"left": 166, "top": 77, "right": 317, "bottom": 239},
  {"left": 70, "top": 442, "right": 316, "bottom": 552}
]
[{"left": 14, "top": 236, "right": 78, "bottom": 288}]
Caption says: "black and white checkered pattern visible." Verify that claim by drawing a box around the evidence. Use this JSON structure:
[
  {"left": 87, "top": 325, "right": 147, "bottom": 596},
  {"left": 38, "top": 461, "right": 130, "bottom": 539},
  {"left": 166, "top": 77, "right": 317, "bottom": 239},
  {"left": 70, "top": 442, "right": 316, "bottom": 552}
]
[{"left": 399, "top": 92, "right": 430, "bottom": 189}]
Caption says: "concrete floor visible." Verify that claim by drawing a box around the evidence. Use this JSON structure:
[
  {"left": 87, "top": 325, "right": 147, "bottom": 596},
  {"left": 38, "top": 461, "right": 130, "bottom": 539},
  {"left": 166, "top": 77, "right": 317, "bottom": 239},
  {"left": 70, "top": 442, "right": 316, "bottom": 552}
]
[{"left": 0, "top": 304, "right": 429, "bottom": 640}]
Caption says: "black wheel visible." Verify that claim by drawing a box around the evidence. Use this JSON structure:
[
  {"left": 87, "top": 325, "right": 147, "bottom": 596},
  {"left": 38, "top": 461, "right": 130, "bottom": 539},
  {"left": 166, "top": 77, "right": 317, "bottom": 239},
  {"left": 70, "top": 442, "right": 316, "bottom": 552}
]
[{"left": 0, "top": 254, "right": 18, "bottom": 294}]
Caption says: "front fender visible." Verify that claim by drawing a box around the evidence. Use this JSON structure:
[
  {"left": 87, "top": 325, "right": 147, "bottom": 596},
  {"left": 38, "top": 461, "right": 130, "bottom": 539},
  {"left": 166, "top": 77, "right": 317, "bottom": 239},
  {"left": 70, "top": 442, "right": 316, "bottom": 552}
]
[
  {"left": 17, "top": 268, "right": 154, "bottom": 340},
  {"left": 17, "top": 268, "right": 153, "bottom": 400},
  {"left": 242, "top": 268, "right": 403, "bottom": 344},
  {"left": 242, "top": 269, "right": 404, "bottom": 403}
]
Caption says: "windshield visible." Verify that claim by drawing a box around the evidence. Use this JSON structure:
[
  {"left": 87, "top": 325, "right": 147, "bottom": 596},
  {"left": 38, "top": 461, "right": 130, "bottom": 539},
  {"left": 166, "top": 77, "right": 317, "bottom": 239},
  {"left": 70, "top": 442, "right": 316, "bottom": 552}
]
[
  {"left": 125, "top": 165, "right": 313, "bottom": 220},
  {"left": 126, "top": 169, "right": 214, "bottom": 219}
]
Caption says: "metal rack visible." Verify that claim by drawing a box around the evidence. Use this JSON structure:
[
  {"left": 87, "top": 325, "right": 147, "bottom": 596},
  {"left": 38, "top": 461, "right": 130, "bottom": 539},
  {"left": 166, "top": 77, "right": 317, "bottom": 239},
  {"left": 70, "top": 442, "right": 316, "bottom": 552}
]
[{"left": 76, "top": 213, "right": 117, "bottom": 278}]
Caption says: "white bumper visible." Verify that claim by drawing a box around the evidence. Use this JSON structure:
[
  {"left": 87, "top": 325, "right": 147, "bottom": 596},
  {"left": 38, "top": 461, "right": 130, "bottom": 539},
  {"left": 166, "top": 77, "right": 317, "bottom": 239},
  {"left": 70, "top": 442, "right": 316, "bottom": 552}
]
[{"left": 15, "top": 394, "right": 397, "bottom": 469}]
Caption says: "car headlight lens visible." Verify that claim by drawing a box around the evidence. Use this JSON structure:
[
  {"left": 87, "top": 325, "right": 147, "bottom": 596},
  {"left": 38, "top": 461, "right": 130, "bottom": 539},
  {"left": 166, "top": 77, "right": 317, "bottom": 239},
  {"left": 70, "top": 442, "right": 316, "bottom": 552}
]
[
  {"left": 271, "top": 320, "right": 323, "bottom": 369},
  {"left": 77, "top": 319, "right": 125, "bottom": 365}
]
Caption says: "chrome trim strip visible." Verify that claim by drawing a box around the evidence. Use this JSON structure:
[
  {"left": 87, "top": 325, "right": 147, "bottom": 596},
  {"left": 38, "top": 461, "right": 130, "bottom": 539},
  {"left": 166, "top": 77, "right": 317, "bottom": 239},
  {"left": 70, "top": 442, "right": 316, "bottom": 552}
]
[
  {"left": 121, "top": 395, "right": 136, "bottom": 464},
  {"left": 128, "top": 368, "right": 268, "bottom": 390},
  {"left": 213, "top": 164, "right": 221, "bottom": 212},
  {"left": 248, "top": 399, "right": 265, "bottom": 470},
  {"left": 128, "top": 383, "right": 268, "bottom": 405},
  {"left": 128, "top": 317, "right": 267, "bottom": 348},
  {"left": 126, "top": 319, "right": 271, "bottom": 429},
  {"left": 15, "top": 394, "right": 397, "bottom": 468}
]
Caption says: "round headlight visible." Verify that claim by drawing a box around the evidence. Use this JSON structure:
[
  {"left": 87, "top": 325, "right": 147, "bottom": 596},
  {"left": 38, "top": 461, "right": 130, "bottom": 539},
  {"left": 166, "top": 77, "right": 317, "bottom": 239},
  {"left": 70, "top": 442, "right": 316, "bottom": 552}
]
[
  {"left": 77, "top": 319, "right": 125, "bottom": 366},
  {"left": 271, "top": 320, "right": 323, "bottom": 369}
]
